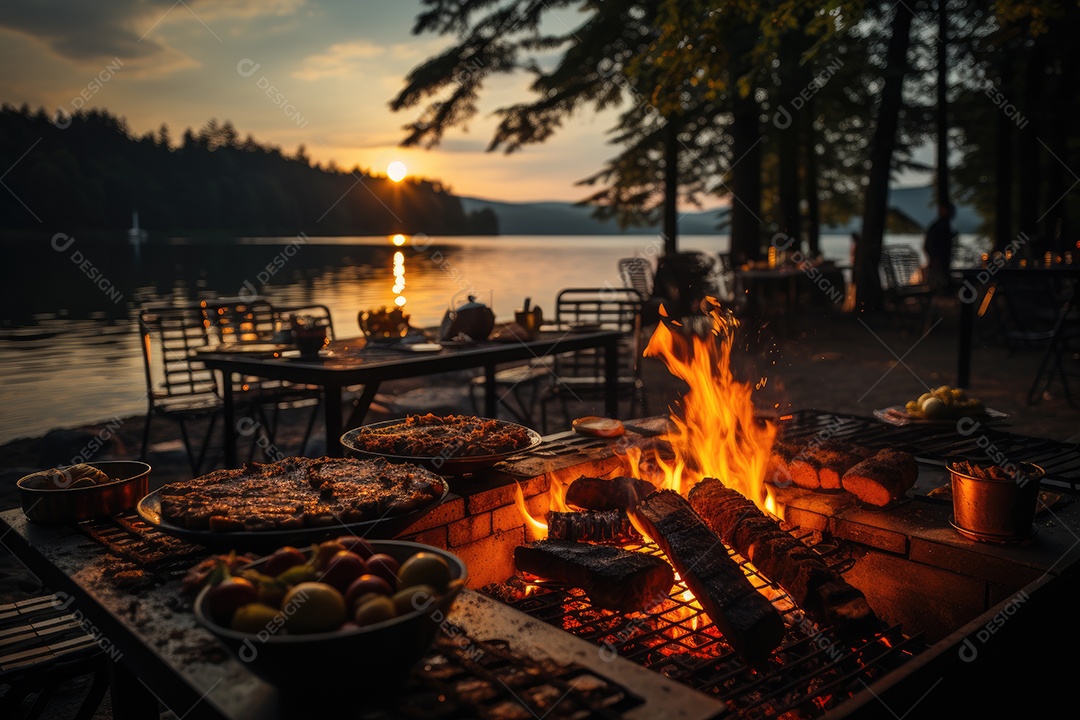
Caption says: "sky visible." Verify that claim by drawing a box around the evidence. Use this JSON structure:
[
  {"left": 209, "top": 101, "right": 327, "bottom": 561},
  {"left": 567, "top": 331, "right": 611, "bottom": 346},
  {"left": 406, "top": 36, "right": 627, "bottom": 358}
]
[{"left": 0, "top": 0, "right": 639, "bottom": 203}]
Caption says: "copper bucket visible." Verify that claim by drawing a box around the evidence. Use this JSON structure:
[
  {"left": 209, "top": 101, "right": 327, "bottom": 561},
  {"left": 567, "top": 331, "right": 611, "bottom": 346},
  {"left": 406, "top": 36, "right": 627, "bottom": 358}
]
[{"left": 948, "top": 461, "right": 1044, "bottom": 540}]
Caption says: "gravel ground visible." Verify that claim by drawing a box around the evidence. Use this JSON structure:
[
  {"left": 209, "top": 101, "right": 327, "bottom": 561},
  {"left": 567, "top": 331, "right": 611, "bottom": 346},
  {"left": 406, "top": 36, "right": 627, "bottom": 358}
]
[{"left": 1, "top": 297, "right": 1076, "bottom": 718}]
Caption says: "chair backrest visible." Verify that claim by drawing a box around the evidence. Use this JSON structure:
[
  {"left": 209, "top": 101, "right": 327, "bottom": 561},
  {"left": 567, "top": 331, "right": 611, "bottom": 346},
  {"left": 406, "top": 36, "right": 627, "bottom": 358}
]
[
  {"left": 553, "top": 287, "right": 645, "bottom": 383},
  {"left": 618, "top": 258, "right": 655, "bottom": 298},
  {"left": 200, "top": 297, "right": 276, "bottom": 345},
  {"left": 138, "top": 302, "right": 219, "bottom": 406},
  {"left": 952, "top": 245, "right": 982, "bottom": 270},
  {"left": 880, "top": 247, "right": 926, "bottom": 289}
]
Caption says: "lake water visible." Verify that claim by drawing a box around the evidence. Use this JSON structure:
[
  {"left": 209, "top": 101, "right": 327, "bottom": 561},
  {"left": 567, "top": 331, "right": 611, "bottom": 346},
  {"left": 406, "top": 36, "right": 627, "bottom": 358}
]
[{"left": 0, "top": 232, "right": 956, "bottom": 445}]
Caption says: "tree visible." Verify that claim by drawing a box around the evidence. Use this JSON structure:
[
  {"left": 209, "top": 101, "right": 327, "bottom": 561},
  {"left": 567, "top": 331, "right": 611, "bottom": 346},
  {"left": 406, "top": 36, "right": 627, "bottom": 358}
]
[{"left": 855, "top": 1, "right": 917, "bottom": 313}]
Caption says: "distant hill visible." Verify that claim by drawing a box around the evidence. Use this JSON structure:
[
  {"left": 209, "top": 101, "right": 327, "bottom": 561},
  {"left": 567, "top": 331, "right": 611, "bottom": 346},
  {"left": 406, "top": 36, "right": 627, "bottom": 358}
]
[
  {"left": 458, "top": 197, "right": 727, "bottom": 235},
  {"left": 462, "top": 186, "right": 982, "bottom": 236}
]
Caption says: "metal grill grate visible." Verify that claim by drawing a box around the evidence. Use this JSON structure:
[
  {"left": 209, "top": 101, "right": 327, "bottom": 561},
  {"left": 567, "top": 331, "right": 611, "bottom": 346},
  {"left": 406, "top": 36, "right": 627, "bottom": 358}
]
[
  {"left": 360, "top": 623, "right": 644, "bottom": 719},
  {"left": 500, "top": 534, "right": 925, "bottom": 719},
  {"left": 78, "top": 511, "right": 207, "bottom": 579},
  {"left": 778, "top": 409, "right": 1080, "bottom": 488}
]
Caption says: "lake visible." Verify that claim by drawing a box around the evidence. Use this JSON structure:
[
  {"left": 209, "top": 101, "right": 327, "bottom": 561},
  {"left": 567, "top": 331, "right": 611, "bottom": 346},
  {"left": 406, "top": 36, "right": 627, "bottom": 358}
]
[{"left": 0, "top": 232, "right": 960, "bottom": 445}]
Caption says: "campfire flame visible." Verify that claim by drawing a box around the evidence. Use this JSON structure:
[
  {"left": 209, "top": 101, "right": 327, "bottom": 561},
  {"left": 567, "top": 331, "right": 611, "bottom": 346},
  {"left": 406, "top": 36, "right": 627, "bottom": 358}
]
[{"left": 641, "top": 299, "right": 780, "bottom": 516}]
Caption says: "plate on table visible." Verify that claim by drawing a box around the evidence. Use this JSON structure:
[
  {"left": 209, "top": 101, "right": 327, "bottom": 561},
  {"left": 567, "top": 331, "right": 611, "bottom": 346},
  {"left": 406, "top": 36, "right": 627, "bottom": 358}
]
[
  {"left": 195, "top": 342, "right": 293, "bottom": 355},
  {"left": 341, "top": 415, "right": 543, "bottom": 476},
  {"left": 873, "top": 406, "right": 1009, "bottom": 427},
  {"left": 135, "top": 456, "right": 449, "bottom": 552}
]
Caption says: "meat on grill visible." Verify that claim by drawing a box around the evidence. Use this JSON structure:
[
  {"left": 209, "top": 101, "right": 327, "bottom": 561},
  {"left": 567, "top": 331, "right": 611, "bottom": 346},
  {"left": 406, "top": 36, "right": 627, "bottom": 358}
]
[
  {"left": 565, "top": 476, "right": 658, "bottom": 512},
  {"left": 773, "top": 441, "right": 876, "bottom": 491},
  {"left": 633, "top": 489, "right": 785, "bottom": 663},
  {"left": 687, "top": 478, "right": 883, "bottom": 639},
  {"left": 514, "top": 539, "right": 674, "bottom": 612},
  {"left": 841, "top": 448, "right": 919, "bottom": 507},
  {"left": 546, "top": 510, "right": 637, "bottom": 543}
]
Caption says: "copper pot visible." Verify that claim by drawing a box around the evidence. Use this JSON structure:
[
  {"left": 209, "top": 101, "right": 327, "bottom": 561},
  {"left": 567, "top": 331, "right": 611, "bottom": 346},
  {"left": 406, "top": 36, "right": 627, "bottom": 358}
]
[
  {"left": 17, "top": 460, "right": 151, "bottom": 525},
  {"left": 948, "top": 460, "right": 1043, "bottom": 539}
]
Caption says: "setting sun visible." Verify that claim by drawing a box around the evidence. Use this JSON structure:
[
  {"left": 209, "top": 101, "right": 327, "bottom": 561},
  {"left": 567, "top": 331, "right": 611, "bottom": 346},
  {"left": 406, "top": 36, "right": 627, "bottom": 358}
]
[{"left": 387, "top": 161, "right": 407, "bottom": 182}]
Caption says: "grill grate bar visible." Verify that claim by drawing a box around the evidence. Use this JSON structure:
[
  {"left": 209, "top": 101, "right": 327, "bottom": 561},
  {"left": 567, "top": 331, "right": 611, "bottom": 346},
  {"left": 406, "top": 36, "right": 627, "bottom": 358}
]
[
  {"left": 500, "top": 533, "right": 923, "bottom": 719},
  {"left": 781, "top": 410, "right": 1080, "bottom": 488}
]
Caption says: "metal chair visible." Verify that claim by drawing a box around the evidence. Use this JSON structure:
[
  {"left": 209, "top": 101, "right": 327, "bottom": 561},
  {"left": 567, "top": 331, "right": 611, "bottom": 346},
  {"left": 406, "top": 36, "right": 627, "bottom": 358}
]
[
  {"left": 0, "top": 594, "right": 109, "bottom": 720},
  {"left": 538, "top": 287, "right": 648, "bottom": 433},
  {"left": 879, "top": 247, "right": 935, "bottom": 333},
  {"left": 199, "top": 298, "right": 324, "bottom": 460},
  {"left": 138, "top": 302, "right": 226, "bottom": 475},
  {"left": 618, "top": 258, "right": 655, "bottom": 299}
]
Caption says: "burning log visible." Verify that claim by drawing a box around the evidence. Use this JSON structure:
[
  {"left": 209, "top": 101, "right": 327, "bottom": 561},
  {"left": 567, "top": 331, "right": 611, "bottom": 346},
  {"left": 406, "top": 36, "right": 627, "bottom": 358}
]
[
  {"left": 687, "top": 478, "right": 883, "bottom": 640},
  {"left": 514, "top": 539, "right": 674, "bottom": 612},
  {"left": 546, "top": 510, "right": 637, "bottom": 543},
  {"left": 633, "top": 489, "right": 785, "bottom": 663},
  {"left": 565, "top": 476, "right": 657, "bottom": 512},
  {"left": 841, "top": 449, "right": 918, "bottom": 507}
]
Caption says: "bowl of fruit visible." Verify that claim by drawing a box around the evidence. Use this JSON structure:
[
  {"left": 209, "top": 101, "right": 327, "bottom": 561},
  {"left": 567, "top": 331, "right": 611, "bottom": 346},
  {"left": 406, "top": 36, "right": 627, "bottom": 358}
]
[{"left": 192, "top": 536, "right": 466, "bottom": 689}]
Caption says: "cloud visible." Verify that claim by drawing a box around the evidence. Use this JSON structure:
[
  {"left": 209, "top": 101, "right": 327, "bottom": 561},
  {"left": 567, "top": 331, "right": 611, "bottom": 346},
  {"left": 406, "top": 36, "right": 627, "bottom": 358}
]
[
  {"left": 0, "top": 0, "right": 304, "bottom": 65},
  {"left": 292, "top": 40, "right": 384, "bottom": 81}
]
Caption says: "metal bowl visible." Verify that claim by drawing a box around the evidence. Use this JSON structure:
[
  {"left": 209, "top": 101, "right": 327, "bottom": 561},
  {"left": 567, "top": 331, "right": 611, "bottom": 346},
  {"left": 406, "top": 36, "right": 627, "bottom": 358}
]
[
  {"left": 193, "top": 540, "right": 466, "bottom": 692},
  {"left": 17, "top": 460, "right": 152, "bottom": 525}
]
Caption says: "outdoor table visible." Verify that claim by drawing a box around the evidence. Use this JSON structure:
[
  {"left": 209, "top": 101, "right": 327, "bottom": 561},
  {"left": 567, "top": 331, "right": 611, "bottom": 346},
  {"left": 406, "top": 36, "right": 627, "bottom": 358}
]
[
  {"left": 198, "top": 329, "right": 624, "bottom": 466},
  {"left": 955, "top": 265, "right": 1079, "bottom": 388}
]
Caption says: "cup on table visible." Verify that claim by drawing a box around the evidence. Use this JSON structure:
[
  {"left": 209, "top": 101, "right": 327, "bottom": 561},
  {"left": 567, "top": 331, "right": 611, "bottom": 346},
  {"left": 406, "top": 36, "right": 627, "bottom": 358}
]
[
  {"left": 291, "top": 316, "right": 328, "bottom": 357},
  {"left": 514, "top": 308, "right": 542, "bottom": 339}
]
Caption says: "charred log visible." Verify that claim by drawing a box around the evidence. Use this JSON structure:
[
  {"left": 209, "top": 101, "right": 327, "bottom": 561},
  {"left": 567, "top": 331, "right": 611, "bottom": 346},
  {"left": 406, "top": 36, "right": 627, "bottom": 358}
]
[
  {"left": 514, "top": 539, "right": 674, "bottom": 612},
  {"left": 633, "top": 489, "right": 785, "bottom": 663},
  {"left": 565, "top": 476, "right": 657, "bottom": 512},
  {"left": 546, "top": 510, "right": 637, "bottom": 543},
  {"left": 687, "top": 478, "right": 882, "bottom": 640}
]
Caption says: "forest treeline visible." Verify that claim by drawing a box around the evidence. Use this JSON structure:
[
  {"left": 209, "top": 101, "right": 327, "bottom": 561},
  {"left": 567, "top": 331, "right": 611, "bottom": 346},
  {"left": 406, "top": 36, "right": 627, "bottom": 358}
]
[{"left": 0, "top": 104, "right": 499, "bottom": 239}]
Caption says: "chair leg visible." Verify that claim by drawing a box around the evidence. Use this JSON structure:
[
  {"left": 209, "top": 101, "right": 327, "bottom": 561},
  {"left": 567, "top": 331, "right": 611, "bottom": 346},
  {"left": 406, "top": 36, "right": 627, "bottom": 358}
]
[
  {"left": 193, "top": 412, "right": 219, "bottom": 474},
  {"left": 300, "top": 397, "right": 322, "bottom": 455},
  {"left": 140, "top": 412, "right": 153, "bottom": 462},
  {"left": 73, "top": 661, "right": 110, "bottom": 720},
  {"left": 177, "top": 418, "right": 199, "bottom": 477}
]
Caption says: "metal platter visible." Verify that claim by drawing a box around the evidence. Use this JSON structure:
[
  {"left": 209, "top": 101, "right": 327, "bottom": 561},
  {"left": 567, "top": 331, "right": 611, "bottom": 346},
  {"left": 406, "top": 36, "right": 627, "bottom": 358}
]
[
  {"left": 136, "top": 478, "right": 449, "bottom": 552},
  {"left": 340, "top": 417, "right": 543, "bottom": 476}
]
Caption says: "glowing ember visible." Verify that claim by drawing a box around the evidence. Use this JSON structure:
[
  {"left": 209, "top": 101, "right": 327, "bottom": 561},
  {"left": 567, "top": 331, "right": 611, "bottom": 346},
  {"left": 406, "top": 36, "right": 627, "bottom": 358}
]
[{"left": 642, "top": 298, "right": 780, "bottom": 516}]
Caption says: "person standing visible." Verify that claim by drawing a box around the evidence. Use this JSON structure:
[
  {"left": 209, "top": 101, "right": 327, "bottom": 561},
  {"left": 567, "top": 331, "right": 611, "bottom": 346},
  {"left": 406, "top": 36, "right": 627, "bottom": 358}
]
[{"left": 923, "top": 201, "right": 957, "bottom": 291}]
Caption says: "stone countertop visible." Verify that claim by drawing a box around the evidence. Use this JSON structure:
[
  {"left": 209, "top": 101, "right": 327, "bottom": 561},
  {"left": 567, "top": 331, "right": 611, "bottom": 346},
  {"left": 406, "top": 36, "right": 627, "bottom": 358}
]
[{"left": 774, "top": 461, "right": 1080, "bottom": 587}]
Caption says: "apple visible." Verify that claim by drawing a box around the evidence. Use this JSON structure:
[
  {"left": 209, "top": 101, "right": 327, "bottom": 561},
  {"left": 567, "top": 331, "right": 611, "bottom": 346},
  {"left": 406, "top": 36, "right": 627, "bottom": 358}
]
[
  {"left": 320, "top": 551, "right": 367, "bottom": 593},
  {"left": 203, "top": 576, "right": 259, "bottom": 626},
  {"left": 354, "top": 596, "right": 396, "bottom": 626},
  {"left": 311, "top": 539, "right": 347, "bottom": 571},
  {"left": 336, "top": 535, "right": 375, "bottom": 560},
  {"left": 262, "top": 546, "right": 307, "bottom": 577},
  {"left": 365, "top": 553, "right": 400, "bottom": 587},
  {"left": 281, "top": 582, "right": 347, "bottom": 634},
  {"left": 345, "top": 574, "right": 394, "bottom": 610}
]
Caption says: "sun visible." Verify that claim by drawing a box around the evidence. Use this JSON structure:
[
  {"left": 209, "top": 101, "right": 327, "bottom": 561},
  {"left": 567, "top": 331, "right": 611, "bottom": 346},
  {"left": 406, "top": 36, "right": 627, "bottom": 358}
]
[{"left": 387, "top": 161, "right": 408, "bottom": 183}]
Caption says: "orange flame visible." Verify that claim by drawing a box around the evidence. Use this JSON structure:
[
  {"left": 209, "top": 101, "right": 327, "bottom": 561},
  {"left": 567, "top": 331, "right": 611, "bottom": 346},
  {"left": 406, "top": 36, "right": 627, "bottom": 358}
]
[
  {"left": 642, "top": 300, "right": 780, "bottom": 516},
  {"left": 514, "top": 481, "right": 548, "bottom": 541}
]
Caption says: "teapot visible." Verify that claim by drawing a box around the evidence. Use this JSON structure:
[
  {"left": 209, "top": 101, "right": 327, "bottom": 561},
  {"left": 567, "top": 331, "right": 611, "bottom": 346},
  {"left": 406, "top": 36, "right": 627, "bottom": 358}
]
[{"left": 440, "top": 291, "right": 495, "bottom": 342}]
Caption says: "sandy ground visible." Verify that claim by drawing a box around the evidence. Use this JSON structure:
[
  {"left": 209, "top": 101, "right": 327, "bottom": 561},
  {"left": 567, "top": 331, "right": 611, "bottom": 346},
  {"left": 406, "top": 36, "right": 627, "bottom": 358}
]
[{"left": 1, "top": 294, "right": 1077, "bottom": 717}]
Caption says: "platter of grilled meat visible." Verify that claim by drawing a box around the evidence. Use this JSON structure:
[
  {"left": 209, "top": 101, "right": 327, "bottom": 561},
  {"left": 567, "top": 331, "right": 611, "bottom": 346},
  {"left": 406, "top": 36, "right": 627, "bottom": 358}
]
[{"left": 138, "top": 455, "right": 448, "bottom": 551}]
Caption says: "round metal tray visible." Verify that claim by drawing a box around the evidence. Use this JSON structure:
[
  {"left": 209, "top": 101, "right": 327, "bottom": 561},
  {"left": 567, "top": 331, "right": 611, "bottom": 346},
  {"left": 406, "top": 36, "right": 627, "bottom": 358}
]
[
  {"left": 136, "top": 478, "right": 448, "bottom": 552},
  {"left": 340, "top": 418, "right": 543, "bottom": 476}
]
